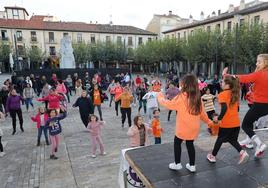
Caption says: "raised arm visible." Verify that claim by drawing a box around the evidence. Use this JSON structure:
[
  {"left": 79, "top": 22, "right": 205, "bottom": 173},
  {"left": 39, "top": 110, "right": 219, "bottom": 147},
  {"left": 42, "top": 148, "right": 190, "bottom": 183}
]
[{"left": 157, "top": 92, "right": 179, "bottom": 111}]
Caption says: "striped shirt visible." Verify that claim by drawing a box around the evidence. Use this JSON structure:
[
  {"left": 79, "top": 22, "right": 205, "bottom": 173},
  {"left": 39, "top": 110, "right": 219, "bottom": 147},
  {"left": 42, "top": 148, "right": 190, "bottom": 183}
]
[{"left": 201, "top": 94, "right": 215, "bottom": 112}]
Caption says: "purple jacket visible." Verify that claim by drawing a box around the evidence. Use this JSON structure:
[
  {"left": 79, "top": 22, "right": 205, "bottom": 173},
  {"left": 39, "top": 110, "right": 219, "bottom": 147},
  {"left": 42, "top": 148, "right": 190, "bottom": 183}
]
[
  {"left": 6, "top": 95, "right": 23, "bottom": 112},
  {"left": 166, "top": 87, "right": 180, "bottom": 100}
]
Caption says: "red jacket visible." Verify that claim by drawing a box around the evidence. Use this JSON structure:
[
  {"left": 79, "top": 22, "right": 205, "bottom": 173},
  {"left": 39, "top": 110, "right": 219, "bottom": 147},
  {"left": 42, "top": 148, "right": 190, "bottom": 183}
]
[
  {"left": 38, "top": 94, "right": 64, "bottom": 109},
  {"left": 238, "top": 69, "right": 268, "bottom": 103},
  {"left": 31, "top": 113, "right": 49, "bottom": 128}
]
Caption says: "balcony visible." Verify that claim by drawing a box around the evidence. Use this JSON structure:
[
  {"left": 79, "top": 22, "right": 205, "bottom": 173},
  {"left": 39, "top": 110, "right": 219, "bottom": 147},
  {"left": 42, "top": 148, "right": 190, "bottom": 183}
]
[
  {"left": 16, "top": 37, "right": 23, "bottom": 42},
  {"left": 46, "top": 39, "right": 57, "bottom": 44}
]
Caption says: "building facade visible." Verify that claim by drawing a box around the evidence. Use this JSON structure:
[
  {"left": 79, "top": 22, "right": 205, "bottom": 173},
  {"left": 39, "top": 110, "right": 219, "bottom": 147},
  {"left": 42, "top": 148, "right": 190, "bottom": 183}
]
[
  {"left": 162, "top": 0, "right": 268, "bottom": 75},
  {"left": 0, "top": 6, "right": 157, "bottom": 71},
  {"left": 146, "top": 11, "right": 190, "bottom": 39}
]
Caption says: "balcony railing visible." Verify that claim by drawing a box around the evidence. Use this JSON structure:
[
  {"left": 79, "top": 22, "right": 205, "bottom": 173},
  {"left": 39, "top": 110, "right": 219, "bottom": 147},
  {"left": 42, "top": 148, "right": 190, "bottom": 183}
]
[
  {"left": 31, "top": 37, "right": 37, "bottom": 42},
  {"left": 1, "top": 37, "right": 9, "bottom": 41},
  {"left": 46, "top": 39, "right": 57, "bottom": 44}
]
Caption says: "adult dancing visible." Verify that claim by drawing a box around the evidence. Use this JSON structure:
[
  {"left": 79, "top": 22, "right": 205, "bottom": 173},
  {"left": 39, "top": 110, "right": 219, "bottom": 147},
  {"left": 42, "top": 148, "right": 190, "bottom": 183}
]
[
  {"left": 73, "top": 90, "right": 94, "bottom": 128},
  {"left": 224, "top": 54, "right": 268, "bottom": 157}
]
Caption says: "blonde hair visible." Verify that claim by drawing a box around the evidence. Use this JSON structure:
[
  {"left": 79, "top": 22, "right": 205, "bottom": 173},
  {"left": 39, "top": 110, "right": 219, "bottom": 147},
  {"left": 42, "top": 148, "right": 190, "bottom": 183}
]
[{"left": 258, "top": 54, "right": 268, "bottom": 69}]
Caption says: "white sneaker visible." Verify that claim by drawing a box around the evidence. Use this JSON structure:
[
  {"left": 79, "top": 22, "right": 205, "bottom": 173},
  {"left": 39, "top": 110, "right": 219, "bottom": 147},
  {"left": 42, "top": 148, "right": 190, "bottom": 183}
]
[
  {"left": 186, "top": 163, "right": 196, "bottom": 172},
  {"left": 169, "top": 162, "right": 182, "bottom": 170},
  {"left": 207, "top": 153, "right": 216, "bottom": 163},
  {"left": 238, "top": 150, "right": 249, "bottom": 164},
  {"left": 101, "top": 152, "right": 107, "bottom": 155},
  {"left": 0, "top": 152, "right": 6, "bottom": 157},
  {"left": 91, "top": 154, "right": 96, "bottom": 158},
  {"left": 255, "top": 143, "right": 267, "bottom": 158},
  {"left": 239, "top": 137, "right": 254, "bottom": 149}
]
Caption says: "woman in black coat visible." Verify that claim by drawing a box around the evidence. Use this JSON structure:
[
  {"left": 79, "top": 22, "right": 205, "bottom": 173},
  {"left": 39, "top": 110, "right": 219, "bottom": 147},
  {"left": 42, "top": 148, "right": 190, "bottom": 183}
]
[{"left": 73, "top": 90, "right": 94, "bottom": 127}]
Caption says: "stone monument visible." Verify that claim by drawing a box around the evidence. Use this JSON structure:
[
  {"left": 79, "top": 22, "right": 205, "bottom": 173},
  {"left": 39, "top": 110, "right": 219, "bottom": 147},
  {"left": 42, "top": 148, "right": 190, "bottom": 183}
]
[{"left": 60, "top": 36, "right": 75, "bottom": 68}]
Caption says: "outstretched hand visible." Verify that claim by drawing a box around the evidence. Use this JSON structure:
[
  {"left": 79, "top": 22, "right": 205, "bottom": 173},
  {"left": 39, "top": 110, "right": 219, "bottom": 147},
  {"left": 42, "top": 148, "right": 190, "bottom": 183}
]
[{"left": 222, "top": 67, "right": 228, "bottom": 76}]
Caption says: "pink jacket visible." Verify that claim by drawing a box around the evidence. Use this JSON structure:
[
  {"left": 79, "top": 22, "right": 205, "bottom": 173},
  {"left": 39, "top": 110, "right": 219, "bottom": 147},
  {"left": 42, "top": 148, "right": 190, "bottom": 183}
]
[
  {"left": 38, "top": 94, "right": 64, "bottom": 109},
  {"left": 56, "top": 83, "right": 67, "bottom": 94},
  {"left": 127, "top": 124, "right": 152, "bottom": 147},
  {"left": 31, "top": 113, "right": 49, "bottom": 128},
  {"left": 87, "top": 121, "right": 104, "bottom": 136}
]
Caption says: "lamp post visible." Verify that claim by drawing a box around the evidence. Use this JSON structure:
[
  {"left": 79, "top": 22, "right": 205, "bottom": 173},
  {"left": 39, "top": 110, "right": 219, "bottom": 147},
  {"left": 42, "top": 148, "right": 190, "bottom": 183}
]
[{"left": 234, "top": 14, "right": 241, "bottom": 74}]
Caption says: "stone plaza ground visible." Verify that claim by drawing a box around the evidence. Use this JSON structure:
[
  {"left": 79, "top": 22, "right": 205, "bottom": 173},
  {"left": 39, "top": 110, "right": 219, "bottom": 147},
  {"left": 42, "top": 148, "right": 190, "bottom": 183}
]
[{"left": 0, "top": 74, "right": 267, "bottom": 188}]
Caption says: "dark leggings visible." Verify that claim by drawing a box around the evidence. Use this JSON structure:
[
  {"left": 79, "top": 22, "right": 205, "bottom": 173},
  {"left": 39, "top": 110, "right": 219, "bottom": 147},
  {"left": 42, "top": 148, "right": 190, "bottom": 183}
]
[
  {"left": 80, "top": 114, "right": 89, "bottom": 128},
  {"left": 242, "top": 103, "right": 268, "bottom": 138},
  {"left": 10, "top": 109, "right": 23, "bottom": 132},
  {"left": 0, "top": 136, "right": 3, "bottom": 152},
  {"left": 168, "top": 110, "right": 177, "bottom": 121},
  {"left": 212, "top": 127, "right": 241, "bottom": 156},
  {"left": 115, "top": 101, "right": 120, "bottom": 115},
  {"left": 121, "top": 108, "right": 132, "bottom": 127},
  {"left": 174, "top": 136, "right": 195, "bottom": 166}
]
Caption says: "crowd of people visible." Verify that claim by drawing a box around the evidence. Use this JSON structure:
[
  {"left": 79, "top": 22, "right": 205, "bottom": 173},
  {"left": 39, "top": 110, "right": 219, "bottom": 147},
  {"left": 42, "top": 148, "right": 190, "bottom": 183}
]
[{"left": 0, "top": 54, "right": 268, "bottom": 175}]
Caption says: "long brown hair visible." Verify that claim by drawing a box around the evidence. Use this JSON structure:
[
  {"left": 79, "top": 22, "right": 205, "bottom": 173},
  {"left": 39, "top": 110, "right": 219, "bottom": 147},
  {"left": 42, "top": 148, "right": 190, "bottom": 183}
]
[
  {"left": 181, "top": 74, "right": 201, "bottom": 115},
  {"left": 223, "top": 76, "right": 240, "bottom": 106}
]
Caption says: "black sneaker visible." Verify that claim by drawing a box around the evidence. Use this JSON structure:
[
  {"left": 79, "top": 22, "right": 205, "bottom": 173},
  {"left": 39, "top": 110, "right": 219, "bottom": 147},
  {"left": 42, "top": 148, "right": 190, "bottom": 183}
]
[
  {"left": 37, "top": 142, "right": 40, "bottom": 146},
  {"left": 12, "top": 130, "right": 16, "bottom": 135},
  {"left": 50, "top": 155, "right": 58, "bottom": 160},
  {"left": 20, "top": 127, "right": 24, "bottom": 132},
  {"left": 55, "top": 147, "right": 58, "bottom": 152},
  {"left": 46, "top": 141, "right": 50, "bottom": 146}
]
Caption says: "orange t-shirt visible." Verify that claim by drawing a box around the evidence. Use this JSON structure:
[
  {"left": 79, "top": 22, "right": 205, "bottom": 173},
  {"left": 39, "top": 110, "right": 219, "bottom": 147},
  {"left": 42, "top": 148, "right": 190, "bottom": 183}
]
[
  {"left": 218, "top": 90, "right": 240, "bottom": 128},
  {"left": 158, "top": 92, "right": 212, "bottom": 140},
  {"left": 93, "top": 90, "right": 101, "bottom": 105},
  {"left": 151, "top": 118, "right": 162, "bottom": 137}
]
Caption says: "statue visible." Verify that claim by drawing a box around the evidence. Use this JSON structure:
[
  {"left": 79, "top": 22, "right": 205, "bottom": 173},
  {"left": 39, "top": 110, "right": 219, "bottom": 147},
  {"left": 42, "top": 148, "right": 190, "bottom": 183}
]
[{"left": 60, "top": 36, "right": 75, "bottom": 68}]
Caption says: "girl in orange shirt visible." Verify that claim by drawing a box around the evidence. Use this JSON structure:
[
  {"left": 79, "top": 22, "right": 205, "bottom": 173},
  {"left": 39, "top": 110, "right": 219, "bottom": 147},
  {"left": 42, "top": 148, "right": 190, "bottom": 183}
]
[
  {"left": 90, "top": 84, "right": 103, "bottom": 121},
  {"left": 207, "top": 76, "right": 249, "bottom": 165},
  {"left": 158, "top": 74, "right": 213, "bottom": 173}
]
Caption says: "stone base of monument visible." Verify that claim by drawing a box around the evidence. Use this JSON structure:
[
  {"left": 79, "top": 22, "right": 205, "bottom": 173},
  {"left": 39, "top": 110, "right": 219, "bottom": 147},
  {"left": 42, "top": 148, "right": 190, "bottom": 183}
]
[{"left": 125, "top": 143, "right": 268, "bottom": 188}]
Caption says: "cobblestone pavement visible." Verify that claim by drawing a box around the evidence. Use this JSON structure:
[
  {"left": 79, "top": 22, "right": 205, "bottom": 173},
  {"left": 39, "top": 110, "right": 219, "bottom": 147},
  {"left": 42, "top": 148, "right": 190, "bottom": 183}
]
[{"left": 0, "top": 74, "right": 267, "bottom": 188}]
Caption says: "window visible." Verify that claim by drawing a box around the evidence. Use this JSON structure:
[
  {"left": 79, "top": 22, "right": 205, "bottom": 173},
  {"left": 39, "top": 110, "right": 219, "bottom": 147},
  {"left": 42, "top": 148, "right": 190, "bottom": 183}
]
[
  {"left": 49, "top": 32, "right": 54, "bottom": 43},
  {"left": 190, "top": 30, "right": 194, "bottom": 36},
  {"left": 77, "top": 33, "right": 82, "bottom": 43},
  {"left": 216, "top": 24, "right": 221, "bottom": 30},
  {"left": 240, "top": 19, "right": 245, "bottom": 26},
  {"left": 177, "top": 33, "right": 180, "bottom": 39},
  {"left": 31, "top": 45, "right": 38, "bottom": 50},
  {"left": 148, "top": 37, "right": 152, "bottom": 42},
  {"left": 227, "top": 21, "right": 232, "bottom": 32},
  {"left": 117, "top": 36, "right": 122, "bottom": 44},
  {"left": 138, "top": 37, "right": 143, "bottom": 45},
  {"left": 91, "top": 34, "right": 95, "bottom": 44},
  {"left": 106, "top": 36, "right": 111, "bottom": 43},
  {"left": 31, "top": 31, "right": 37, "bottom": 42},
  {"left": 17, "top": 45, "right": 24, "bottom": 56},
  {"left": 184, "top": 31, "right": 186, "bottom": 38},
  {"left": 1, "top": 30, "right": 8, "bottom": 40},
  {"left": 16, "top": 31, "right": 22, "bottom": 41},
  {"left": 207, "top": 26, "right": 211, "bottom": 32},
  {"left": 254, "top": 15, "right": 260, "bottom": 24},
  {"left": 171, "top": 34, "right": 175, "bottom": 38},
  {"left": 63, "top": 33, "right": 68, "bottom": 37},
  {"left": 13, "top": 9, "right": 19, "bottom": 19},
  {"left": 128, "top": 37, "right": 133, "bottom": 46},
  {"left": 49, "top": 46, "right": 56, "bottom": 56}
]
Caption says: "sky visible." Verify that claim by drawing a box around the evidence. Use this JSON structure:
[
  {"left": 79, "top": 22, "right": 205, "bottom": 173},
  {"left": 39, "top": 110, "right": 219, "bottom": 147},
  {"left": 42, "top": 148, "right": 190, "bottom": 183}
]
[{"left": 1, "top": 0, "right": 266, "bottom": 29}]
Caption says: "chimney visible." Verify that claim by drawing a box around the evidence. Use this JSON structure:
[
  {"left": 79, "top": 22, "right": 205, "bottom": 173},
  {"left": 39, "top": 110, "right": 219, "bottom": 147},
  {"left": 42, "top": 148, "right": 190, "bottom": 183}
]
[
  {"left": 212, "top": 11, "right": 216, "bottom": 17},
  {"left": 96, "top": 21, "right": 98, "bottom": 24},
  {"left": 240, "top": 0, "right": 245, "bottom": 10},
  {"left": 200, "top": 11, "right": 204, "bottom": 21},
  {"left": 229, "top": 4, "right": 234, "bottom": 13},
  {"left": 218, "top": 9, "right": 221, "bottom": 16},
  {"left": 189, "top": 15, "right": 193, "bottom": 23},
  {"left": 169, "top": 10, "right": 172, "bottom": 16}
]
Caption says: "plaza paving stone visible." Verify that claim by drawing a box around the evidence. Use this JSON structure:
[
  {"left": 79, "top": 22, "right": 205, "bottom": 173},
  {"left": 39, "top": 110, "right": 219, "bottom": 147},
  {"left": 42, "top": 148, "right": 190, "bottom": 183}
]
[{"left": 0, "top": 74, "right": 266, "bottom": 188}]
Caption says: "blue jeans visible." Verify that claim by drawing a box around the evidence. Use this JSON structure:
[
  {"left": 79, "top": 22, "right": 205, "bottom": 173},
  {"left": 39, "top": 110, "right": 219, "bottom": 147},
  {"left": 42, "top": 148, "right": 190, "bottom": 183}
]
[
  {"left": 155, "top": 137, "right": 161, "bottom": 144},
  {"left": 25, "top": 98, "right": 34, "bottom": 110},
  {"left": 37, "top": 126, "right": 49, "bottom": 143}
]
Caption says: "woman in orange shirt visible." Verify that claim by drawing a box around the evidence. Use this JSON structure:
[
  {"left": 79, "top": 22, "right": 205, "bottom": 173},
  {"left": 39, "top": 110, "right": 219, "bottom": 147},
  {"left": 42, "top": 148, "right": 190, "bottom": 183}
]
[
  {"left": 207, "top": 76, "right": 249, "bottom": 165},
  {"left": 90, "top": 84, "right": 103, "bottom": 121},
  {"left": 223, "top": 54, "right": 268, "bottom": 158},
  {"left": 158, "top": 74, "right": 213, "bottom": 173}
]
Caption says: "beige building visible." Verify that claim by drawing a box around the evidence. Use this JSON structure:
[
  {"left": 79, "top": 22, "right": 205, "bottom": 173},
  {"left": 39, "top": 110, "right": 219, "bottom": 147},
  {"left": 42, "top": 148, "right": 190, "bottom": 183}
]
[
  {"left": 163, "top": 0, "right": 267, "bottom": 39},
  {"left": 146, "top": 11, "right": 190, "bottom": 39},
  {"left": 0, "top": 6, "right": 157, "bottom": 68},
  {"left": 162, "top": 0, "right": 268, "bottom": 75}
]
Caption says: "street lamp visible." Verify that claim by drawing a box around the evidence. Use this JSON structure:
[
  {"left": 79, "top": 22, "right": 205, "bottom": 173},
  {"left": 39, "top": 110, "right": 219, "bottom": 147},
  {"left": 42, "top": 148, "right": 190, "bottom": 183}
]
[{"left": 234, "top": 14, "right": 242, "bottom": 74}]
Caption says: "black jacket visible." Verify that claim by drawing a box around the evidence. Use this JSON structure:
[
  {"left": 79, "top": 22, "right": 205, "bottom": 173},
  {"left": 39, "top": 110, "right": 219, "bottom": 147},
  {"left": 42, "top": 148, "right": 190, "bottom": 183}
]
[{"left": 73, "top": 97, "right": 94, "bottom": 115}]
